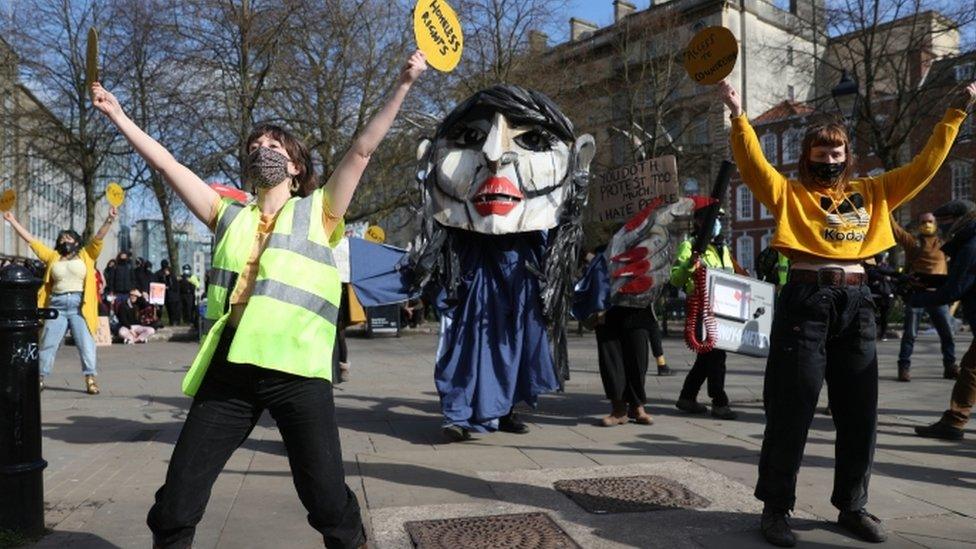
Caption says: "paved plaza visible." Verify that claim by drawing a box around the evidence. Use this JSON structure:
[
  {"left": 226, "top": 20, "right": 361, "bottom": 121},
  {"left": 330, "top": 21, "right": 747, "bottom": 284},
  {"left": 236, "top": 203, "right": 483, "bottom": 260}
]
[{"left": 22, "top": 328, "right": 976, "bottom": 548}]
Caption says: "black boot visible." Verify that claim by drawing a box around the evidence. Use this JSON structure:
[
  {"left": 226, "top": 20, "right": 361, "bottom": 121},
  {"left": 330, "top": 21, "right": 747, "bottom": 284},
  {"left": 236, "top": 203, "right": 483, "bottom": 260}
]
[
  {"left": 442, "top": 425, "right": 471, "bottom": 442},
  {"left": 760, "top": 507, "right": 796, "bottom": 547},
  {"left": 915, "top": 421, "right": 964, "bottom": 440},
  {"left": 499, "top": 409, "right": 529, "bottom": 434},
  {"left": 837, "top": 509, "right": 887, "bottom": 543},
  {"left": 944, "top": 363, "right": 960, "bottom": 379}
]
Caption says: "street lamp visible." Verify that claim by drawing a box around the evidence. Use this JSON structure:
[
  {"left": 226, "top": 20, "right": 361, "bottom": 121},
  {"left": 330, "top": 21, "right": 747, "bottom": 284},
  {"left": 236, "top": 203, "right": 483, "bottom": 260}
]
[{"left": 832, "top": 70, "right": 860, "bottom": 131}]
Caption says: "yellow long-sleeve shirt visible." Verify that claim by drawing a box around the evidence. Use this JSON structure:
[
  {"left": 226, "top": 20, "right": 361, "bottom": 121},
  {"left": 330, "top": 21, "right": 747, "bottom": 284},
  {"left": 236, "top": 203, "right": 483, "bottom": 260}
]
[{"left": 730, "top": 109, "right": 967, "bottom": 260}]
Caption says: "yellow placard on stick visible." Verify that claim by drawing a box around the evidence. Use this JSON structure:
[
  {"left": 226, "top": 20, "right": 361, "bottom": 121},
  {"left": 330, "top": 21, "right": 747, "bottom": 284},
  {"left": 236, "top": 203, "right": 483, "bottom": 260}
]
[
  {"left": 364, "top": 225, "right": 386, "bottom": 243},
  {"left": 86, "top": 27, "right": 99, "bottom": 99},
  {"left": 683, "top": 26, "right": 738, "bottom": 85},
  {"left": 106, "top": 182, "right": 124, "bottom": 207},
  {"left": 0, "top": 189, "right": 15, "bottom": 212},
  {"left": 413, "top": 0, "right": 463, "bottom": 72}
]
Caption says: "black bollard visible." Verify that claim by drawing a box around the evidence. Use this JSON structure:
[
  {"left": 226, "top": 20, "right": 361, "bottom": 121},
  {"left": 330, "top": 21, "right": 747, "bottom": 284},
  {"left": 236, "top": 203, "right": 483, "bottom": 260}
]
[{"left": 0, "top": 264, "right": 56, "bottom": 536}]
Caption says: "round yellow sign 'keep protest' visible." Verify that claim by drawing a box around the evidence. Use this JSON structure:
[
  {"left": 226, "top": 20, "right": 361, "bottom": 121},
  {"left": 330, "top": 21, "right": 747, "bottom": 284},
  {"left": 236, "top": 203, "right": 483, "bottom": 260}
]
[
  {"left": 683, "top": 26, "right": 738, "bottom": 85},
  {"left": 365, "top": 225, "right": 386, "bottom": 244},
  {"left": 0, "top": 189, "right": 15, "bottom": 212},
  {"left": 413, "top": 0, "right": 463, "bottom": 72},
  {"left": 106, "top": 182, "right": 125, "bottom": 207}
]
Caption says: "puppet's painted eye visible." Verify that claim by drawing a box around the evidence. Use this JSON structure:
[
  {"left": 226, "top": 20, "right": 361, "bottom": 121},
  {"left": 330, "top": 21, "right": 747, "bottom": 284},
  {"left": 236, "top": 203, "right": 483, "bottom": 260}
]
[
  {"left": 452, "top": 127, "right": 487, "bottom": 147},
  {"left": 514, "top": 130, "right": 553, "bottom": 152}
]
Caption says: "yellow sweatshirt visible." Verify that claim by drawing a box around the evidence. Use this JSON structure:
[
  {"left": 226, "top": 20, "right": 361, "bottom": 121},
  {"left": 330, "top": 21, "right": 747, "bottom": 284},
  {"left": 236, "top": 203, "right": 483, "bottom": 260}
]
[{"left": 730, "top": 109, "right": 967, "bottom": 260}]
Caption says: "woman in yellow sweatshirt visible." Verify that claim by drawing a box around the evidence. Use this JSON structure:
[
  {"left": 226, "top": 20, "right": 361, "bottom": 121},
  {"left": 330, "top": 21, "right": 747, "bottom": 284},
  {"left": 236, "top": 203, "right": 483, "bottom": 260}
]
[{"left": 719, "top": 79, "right": 975, "bottom": 547}]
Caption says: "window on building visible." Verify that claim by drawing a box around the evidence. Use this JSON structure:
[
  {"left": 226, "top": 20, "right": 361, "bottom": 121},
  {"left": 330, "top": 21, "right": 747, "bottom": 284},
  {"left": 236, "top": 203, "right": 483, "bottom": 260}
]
[
  {"left": 683, "top": 178, "right": 700, "bottom": 195},
  {"left": 736, "top": 185, "right": 753, "bottom": 220},
  {"left": 760, "top": 203, "right": 773, "bottom": 219},
  {"left": 786, "top": 46, "right": 794, "bottom": 66},
  {"left": 760, "top": 133, "right": 778, "bottom": 164},
  {"left": 760, "top": 231, "right": 774, "bottom": 251},
  {"left": 736, "top": 235, "right": 755, "bottom": 273},
  {"left": 951, "top": 162, "right": 973, "bottom": 201},
  {"left": 960, "top": 115, "right": 974, "bottom": 140},
  {"left": 783, "top": 129, "right": 802, "bottom": 164},
  {"left": 689, "top": 116, "right": 709, "bottom": 145},
  {"left": 956, "top": 62, "right": 975, "bottom": 82}
]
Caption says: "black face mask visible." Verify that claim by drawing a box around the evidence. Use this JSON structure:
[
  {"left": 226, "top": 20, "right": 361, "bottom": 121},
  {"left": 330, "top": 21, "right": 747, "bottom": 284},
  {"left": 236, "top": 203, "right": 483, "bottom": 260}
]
[
  {"left": 56, "top": 241, "right": 79, "bottom": 256},
  {"left": 809, "top": 161, "right": 846, "bottom": 182}
]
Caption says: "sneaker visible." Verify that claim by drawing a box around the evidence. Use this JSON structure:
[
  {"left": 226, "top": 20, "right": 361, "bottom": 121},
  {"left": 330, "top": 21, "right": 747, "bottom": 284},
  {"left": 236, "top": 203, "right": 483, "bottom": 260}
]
[
  {"left": 499, "top": 411, "right": 529, "bottom": 434},
  {"left": 657, "top": 365, "right": 675, "bottom": 376},
  {"left": 628, "top": 404, "right": 654, "bottom": 425},
  {"left": 442, "top": 425, "right": 471, "bottom": 442},
  {"left": 675, "top": 398, "right": 708, "bottom": 414},
  {"left": 837, "top": 509, "right": 887, "bottom": 543},
  {"left": 944, "top": 363, "right": 960, "bottom": 379},
  {"left": 914, "top": 421, "right": 964, "bottom": 440},
  {"left": 897, "top": 367, "right": 911, "bottom": 382},
  {"left": 601, "top": 401, "right": 629, "bottom": 427},
  {"left": 760, "top": 508, "right": 796, "bottom": 547},
  {"left": 84, "top": 375, "right": 100, "bottom": 395},
  {"left": 711, "top": 405, "right": 739, "bottom": 420}
]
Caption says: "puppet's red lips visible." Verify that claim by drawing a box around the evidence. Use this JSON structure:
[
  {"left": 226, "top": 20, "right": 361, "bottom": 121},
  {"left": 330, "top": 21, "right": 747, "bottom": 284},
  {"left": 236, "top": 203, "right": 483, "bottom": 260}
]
[{"left": 472, "top": 177, "right": 523, "bottom": 216}]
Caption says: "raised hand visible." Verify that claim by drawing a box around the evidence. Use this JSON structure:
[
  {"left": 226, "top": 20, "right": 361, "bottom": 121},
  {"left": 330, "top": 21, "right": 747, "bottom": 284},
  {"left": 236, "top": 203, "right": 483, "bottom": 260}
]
[
  {"left": 91, "top": 82, "right": 123, "bottom": 119},
  {"left": 718, "top": 80, "right": 743, "bottom": 118},
  {"left": 957, "top": 81, "right": 976, "bottom": 112},
  {"left": 400, "top": 50, "right": 428, "bottom": 86},
  {"left": 107, "top": 206, "right": 118, "bottom": 222},
  {"left": 2, "top": 211, "right": 13, "bottom": 223}
]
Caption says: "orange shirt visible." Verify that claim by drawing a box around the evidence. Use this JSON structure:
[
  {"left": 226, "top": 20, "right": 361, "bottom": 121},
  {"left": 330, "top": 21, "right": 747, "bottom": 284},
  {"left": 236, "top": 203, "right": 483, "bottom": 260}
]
[
  {"left": 207, "top": 193, "right": 343, "bottom": 326},
  {"left": 730, "top": 109, "right": 967, "bottom": 260}
]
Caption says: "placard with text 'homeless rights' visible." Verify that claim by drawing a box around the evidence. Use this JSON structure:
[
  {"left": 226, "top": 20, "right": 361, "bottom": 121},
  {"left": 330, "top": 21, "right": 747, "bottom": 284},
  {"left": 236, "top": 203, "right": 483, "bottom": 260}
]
[{"left": 589, "top": 155, "right": 679, "bottom": 224}]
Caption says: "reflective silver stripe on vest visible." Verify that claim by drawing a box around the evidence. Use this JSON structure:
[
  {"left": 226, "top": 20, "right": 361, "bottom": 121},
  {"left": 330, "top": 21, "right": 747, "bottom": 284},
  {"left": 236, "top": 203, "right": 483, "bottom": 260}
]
[
  {"left": 252, "top": 279, "right": 339, "bottom": 324},
  {"left": 215, "top": 202, "right": 246, "bottom": 245},
  {"left": 264, "top": 195, "right": 335, "bottom": 266},
  {"left": 209, "top": 267, "right": 237, "bottom": 289}
]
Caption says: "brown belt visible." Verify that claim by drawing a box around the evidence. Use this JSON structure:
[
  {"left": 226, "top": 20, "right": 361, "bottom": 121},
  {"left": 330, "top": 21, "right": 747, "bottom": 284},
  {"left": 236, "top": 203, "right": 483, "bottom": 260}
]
[{"left": 789, "top": 268, "right": 866, "bottom": 287}]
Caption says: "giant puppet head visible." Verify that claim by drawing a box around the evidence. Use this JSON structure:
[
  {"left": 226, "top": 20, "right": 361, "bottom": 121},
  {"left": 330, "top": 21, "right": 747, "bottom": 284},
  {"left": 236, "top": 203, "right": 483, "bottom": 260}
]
[{"left": 418, "top": 85, "right": 595, "bottom": 234}]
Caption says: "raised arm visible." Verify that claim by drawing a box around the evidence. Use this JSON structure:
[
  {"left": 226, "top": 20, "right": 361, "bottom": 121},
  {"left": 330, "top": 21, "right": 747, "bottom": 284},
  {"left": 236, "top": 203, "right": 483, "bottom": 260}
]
[
  {"left": 93, "top": 206, "right": 118, "bottom": 242},
  {"left": 720, "top": 81, "right": 788, "bottom": 209},
  {"left": 91, "top": 83, "right": 219, "bottom": 226},
  {"left": 324, "top": 51, "right": 428, "bottom": 217},
  {"left": 890, "top": 219, "right": 918, "bottom": 252},
  {"left": 879, "top": 81, "right": 975, "bottom": 208},
  {"left": 3, "top": 211, "right": 36, "bottom": 243}
]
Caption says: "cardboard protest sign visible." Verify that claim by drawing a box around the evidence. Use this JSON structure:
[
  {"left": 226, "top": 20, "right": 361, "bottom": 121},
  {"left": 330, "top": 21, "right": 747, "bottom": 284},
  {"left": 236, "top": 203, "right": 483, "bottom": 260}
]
[
  {"left": 706, "top": 269, "right": 776, "bottom": 357},
  {"left": 683, "top": 26, "right": 738, "bottom": 85},
  {"left": 106, "top": 182, "right": 124, "bottom": 207},
  {"left": 86, "top": 27, "right": 99, "bottom": 99},
  {"left": 148, "top": 282, "right": 166, "bottom": 305},
  {"left": 0, "top": 189, "right": 15, "bottom": 212},
  {"left": 413, "top": 0, "right": 463, "bottom": 72},
  {"left": 590, "top": 155, "right": 679, "bottom": 224}
]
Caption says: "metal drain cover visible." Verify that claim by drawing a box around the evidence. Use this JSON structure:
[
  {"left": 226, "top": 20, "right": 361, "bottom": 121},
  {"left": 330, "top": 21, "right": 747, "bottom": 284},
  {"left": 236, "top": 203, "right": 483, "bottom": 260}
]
[
  {"left": 404, "top": 512, "right": 580, "bottom": 548},
  {"left": 554, "top": 475, "right": 710, "bottom": 513}
]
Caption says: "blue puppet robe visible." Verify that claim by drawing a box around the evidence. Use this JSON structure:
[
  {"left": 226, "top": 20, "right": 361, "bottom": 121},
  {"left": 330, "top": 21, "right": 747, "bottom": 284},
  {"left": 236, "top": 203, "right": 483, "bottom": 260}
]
[{"left": 434, "top": 230, "right": 560, "bottom": 432}]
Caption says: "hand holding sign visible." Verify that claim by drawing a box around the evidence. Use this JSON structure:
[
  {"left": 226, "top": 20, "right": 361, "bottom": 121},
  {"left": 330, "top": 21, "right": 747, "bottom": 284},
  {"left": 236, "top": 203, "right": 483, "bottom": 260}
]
[
  {"left": 0, "top": 189, "right": 15, "bottom": 213},
  {"left": 413, "top": 0, "right": 463, "bottom": 72},
  {"left": 86, "top": 27, "right": 99, "bottom": 100},
  {"left": 106, "top": 182, "right": 125, "bottom": 207},
  {"left": 683, "top": 26, "right": 738, "bottom": 85}
]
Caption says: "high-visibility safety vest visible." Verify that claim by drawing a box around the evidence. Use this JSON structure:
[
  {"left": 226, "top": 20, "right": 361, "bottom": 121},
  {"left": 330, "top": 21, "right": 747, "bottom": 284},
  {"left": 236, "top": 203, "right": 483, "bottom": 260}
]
[
  {"left": 182, "top": 187, "right": 342, "bottom": 396},
  {"left": 670, "top": 239, "right": 734, "bottom": 295}
]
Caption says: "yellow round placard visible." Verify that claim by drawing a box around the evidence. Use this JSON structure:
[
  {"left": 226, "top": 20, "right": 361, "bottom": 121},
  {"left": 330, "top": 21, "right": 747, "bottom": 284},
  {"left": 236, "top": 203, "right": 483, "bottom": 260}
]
[
  {"left": 683, "top": 26, "right": 738, "bottom": 85},
  {"left": 413, "top": 0, "right": 463, "bottom": 72},
  {"left": 106, "top": 182, "right": 125, "bottom": 207},
  {"left": 365, "top": 225, "right": 386, "bottom": 244},
  {"left": 0, "top": 189, "right": 15, "bottom": 212}
]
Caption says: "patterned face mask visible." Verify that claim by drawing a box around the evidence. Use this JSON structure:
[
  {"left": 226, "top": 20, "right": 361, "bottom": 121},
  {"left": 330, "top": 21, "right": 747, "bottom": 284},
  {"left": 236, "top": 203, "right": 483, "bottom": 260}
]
[{"left": 245, "top": 147, "right": 291, "bottom": 189}]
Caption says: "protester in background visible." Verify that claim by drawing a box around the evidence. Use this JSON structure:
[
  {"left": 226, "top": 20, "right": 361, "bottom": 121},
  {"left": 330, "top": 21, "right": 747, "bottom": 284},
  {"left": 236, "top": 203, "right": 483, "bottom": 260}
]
[
  {"left": 102, "top": 258, "right": 116, "bottom": 302},
  {"left": 911, "top": 200, "right": 976, "bottom": 441},
  {"left": 134, "top": 258, "right": 153, "bottom": 294},
  {"left": 756, "top": 246, "right": 790, "bottom": 291},
  {"left": 155, "top": 259, "right": 183, "bottom": 326},
  {"left": 672, "top": 206, "right": 742, "bottom": 421},
  {"left": 866, "top": 251, "right": 896, "bottom": 340},
  {"left": 595, "top": 304, "right": 656, "bottom": 426},
  {"left": 179, "top": 264, "right": 199, "bottom": 326},
  {"left": 117, "top": 288, "right": 156, "bottom": 344},
  {"left": 93, "top": 48, "right": 426, "bottom": 548},
  {"left": 3, "top": 207, "right": 117, "bottom": 394},
  {"left": 721, "top": 78, "right": 973, "bottom": 547},
  {"left": 106, "top": 250, "right": 134, "bottom": 300},
  {"left": 647, "top": 304, "right": 673, "bottom": 376},
  {"left": 892, "top": 215, "right": 957, "bottom": 381}
]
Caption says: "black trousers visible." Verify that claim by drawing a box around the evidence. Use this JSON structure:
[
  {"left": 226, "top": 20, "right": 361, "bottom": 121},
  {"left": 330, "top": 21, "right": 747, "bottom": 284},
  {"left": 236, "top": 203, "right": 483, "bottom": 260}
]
[
  {"left": 755, "top": 281, "right": 878, "bottom": 512},
  {"left": 147, "top": 329, "right": 365, "bottom": 548},
  {"left": 595, "top": 307, "right": 650, "bottom": 405},
  {"left": 164, "top": 299, "right": 183, "bottom": 326},
  {"left": 180, "top": 293, "right": 197, "bottom": 324},
  {"left": 679, "top": 349, "right": 729, "bottom": 406},
  {"left": 647, "top": 313, "right": 664, "bottom": 359}
]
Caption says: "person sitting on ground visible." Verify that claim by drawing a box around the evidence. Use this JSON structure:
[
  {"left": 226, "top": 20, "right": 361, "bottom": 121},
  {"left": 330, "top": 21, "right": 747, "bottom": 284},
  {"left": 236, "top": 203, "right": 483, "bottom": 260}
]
[
  {"left": 911, "top": 200, "right": 976, "bottom": 441},
  {"left": 892, "top": 214, "right": 957, "bottom": 381},
  {"left": 720, "top": 77, "right": 975, "bottom": 547},
  {"left": 117, "top": 289, "right": 156, "bottom": 344}
]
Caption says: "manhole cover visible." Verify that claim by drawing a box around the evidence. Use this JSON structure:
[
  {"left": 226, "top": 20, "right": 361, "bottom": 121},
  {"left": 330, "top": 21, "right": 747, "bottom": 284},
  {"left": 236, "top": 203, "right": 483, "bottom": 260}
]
[
  {"left": 554, "top": 475, "right": 710, "bottom": 514},
  {"left": 404, "top": 512, "right": 580, "bottom": 549}
]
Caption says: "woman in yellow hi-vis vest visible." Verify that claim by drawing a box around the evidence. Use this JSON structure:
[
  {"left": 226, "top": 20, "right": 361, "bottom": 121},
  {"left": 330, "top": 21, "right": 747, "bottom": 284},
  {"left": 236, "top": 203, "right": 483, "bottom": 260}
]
[{"left": 91, "top": 51, "right": 428, "bottom": 549}]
